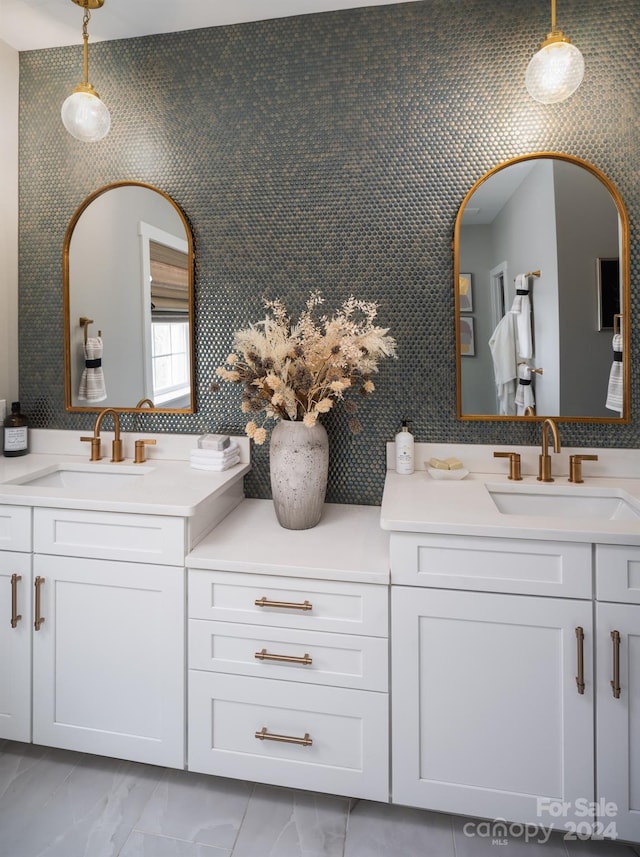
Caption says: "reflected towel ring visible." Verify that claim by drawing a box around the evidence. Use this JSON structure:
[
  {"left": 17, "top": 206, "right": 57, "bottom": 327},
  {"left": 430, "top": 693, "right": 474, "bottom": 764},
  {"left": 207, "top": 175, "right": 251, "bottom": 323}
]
[
  {"left": 614, "top": 314, "right": 623, "bottom": 336},
  {"left": 513, "top": 270, "right": 541, "bottom": 282},
  {"left": 79, "top": 316, "right": 102, "bottom": 345}
]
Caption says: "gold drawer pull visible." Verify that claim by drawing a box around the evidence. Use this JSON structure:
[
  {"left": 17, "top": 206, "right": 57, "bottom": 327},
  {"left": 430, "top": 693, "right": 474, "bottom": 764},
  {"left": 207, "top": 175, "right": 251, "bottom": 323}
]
[
  {"left": 10, "top": 574, "right": 22, "bottom": 628},
  {"left": 575, "top": 626, "right": 585, "bottom": 694},
  {"left": 611, "top": 630, "right": 621, "bottom": 699},
  {"left": 34, "top": 576, "right": 45, "bottom": 631},
  {"left": 255, "top": 597, "right": 312, "bottom": 611},
  {"left": 255, "top": 727, "right": 313, "bottom": 747},
  {"left": 255, "top": 648, "right": 312, "bottom": 665}
]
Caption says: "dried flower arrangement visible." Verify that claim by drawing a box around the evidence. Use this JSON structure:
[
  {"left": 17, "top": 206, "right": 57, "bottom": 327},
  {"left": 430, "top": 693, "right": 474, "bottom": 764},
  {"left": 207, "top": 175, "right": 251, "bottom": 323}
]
[{"left": 214, "top": 291, "right": 397, "bottom": 444}]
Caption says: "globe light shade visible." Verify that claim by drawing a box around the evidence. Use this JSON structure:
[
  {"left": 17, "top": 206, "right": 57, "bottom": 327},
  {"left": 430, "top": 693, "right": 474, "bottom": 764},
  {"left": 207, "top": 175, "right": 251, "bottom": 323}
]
[
  {"left": 525, "top": 40, "right": 585, "bottom": 104},
  {"left": 61, "top": 89, "right": 111, "bottom": 142}
]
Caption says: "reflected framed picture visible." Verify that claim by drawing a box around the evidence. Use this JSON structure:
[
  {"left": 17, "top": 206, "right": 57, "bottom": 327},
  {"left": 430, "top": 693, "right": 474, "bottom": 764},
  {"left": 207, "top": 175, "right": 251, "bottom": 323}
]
[
  {"left": 596, "top": 257, "right": 620, "bottom": 330},
  {"left": 459, "top": 316, "right": 475, "bottom": 356},
  {"left": 458, "top": 273, "right": 473, "bottom": 311}
]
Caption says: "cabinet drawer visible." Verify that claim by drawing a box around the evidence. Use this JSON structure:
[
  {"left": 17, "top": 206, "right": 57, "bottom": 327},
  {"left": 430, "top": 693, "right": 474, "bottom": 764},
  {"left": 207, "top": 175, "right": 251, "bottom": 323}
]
[
  {"left": 189, "top": 620, "right": 388, "bottom": 691},
  {"left": 188, "top": 671, "right": 389, "bottom": 801},
  {"left": 34, "top": 508, "right": 185, "bottom": 565},
  {"left": 390, "top": 532, "right": 592, "bottom": 598},
  {"left": 596, "top": 545, "right": 640, "bottom": 604},
  {"left": 188, "top": 570, "right": 388, "bottom": 636},
  {"left": 0, "top": 505, "right": 31, "bottom": 552}
]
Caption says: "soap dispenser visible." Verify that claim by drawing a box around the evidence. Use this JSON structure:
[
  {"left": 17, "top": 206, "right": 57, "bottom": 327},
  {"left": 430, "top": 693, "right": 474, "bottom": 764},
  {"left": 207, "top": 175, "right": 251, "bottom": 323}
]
[{"left": 395, "top": 419, "right": 414, "bottom": 475}]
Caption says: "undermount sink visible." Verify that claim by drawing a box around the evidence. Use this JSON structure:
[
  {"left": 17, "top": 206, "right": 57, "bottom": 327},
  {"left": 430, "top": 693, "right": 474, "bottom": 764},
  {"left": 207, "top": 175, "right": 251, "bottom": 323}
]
[
  {"left": 7, "top": 463, "right": 152, "bottom": 490},
  {"left": 486, "top": 484, "right": 640, "bottom": 522}
]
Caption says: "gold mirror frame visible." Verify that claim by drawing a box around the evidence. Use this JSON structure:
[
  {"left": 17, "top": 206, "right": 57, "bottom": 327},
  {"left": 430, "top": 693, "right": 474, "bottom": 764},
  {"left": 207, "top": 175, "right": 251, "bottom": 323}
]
[
  {"left": 63, "top": 180, "right": 196, "bottom": 413},
  {"left": 454, "top": 153, "right": 630, "bottom": 423}
]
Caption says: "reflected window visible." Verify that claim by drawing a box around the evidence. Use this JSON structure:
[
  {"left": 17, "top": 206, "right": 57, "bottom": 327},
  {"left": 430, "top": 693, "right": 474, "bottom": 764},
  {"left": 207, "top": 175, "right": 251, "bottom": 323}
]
[
  {"left": 149, "top": 240, "right": 190, "bottom": 406},
  {"left": 151, "top": 321, "right": 190, "bottom": 405}
]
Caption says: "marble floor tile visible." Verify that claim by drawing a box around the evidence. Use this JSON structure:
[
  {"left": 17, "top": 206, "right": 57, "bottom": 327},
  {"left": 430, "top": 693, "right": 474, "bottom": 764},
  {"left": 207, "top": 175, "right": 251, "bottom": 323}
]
[
  {"left": 0, "top": 741, "right": 77, "bottom": 802},
  {"left": 344, "top": 800, "right": 455, "bottom": 857},
  {"left": 0, "top": 749, "right": 162, "bottom": 857},
  {"left": 452, "top": 815, "right": 569, "bottom": 856},
  {"left": 231, "top": 784, "right": 349, "bottom": 857},
  {"left": 119, "top": 831, "right": 231, "bottom": 857},
  {"left": 134, "top": 769, "right": 254, "bottom": 851}
]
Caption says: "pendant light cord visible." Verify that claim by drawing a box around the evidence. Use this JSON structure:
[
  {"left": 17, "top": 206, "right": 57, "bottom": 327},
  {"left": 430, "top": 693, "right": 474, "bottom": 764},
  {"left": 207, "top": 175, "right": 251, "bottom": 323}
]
[{"left": 82, "top": 9, "right": 91, "bottom": 86}]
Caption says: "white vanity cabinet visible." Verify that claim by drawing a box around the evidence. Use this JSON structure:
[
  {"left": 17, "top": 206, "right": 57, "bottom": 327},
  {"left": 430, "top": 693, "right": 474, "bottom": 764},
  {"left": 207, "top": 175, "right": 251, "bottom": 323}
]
[
  {"left": 595, "top": 545, "right": 640, "bottom": 842},
  {"left": 186, "top": 500, "right": 390, "bottom": 802},
  {"left": 391, "top": 533, "right": 594, "bottom": 828},
  {"left": 30, "top": 507, "right": 186, "bottom": 768},
  {"left": 0, "top": 505, "right": 32, "bottom": 742}
]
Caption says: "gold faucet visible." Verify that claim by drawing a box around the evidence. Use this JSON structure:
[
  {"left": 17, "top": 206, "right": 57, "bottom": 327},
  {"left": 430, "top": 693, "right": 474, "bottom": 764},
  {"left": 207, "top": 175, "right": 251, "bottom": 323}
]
[
  {"left": 538, "top": 418, "right": 561, "bottom": 482},
  {"left": 80, "top": 408, "right": 124, "bottom": 462}
]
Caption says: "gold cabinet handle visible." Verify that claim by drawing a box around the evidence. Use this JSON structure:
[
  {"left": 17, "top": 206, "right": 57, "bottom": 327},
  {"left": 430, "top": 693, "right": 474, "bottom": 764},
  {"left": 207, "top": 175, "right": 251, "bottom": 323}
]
[
  {"left": 10, "top": 574, "right": 22, "bottom": 628},
  {"left": 34, "top": 576, "right": 45, "bottom": 631},
  {"left": 575, "top": 626, "right": 585, "bottom": 694},
  {"left": 611, "top": 630, "right": 621, "bottom": 699},
  {"left": 254, "top": 648, "right": 312, "bottom": 665},
  {"left": 255, "top": 597, "right": 312, "bottom": 611},
  {"left": 255, "top": 727, "right": 313, "bottom": 746}
]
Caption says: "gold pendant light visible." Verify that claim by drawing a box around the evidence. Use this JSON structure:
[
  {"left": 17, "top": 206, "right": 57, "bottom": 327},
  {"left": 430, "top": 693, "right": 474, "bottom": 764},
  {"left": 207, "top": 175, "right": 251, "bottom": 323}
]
[
  {"left": 61, "top": 0, "right": 111, "bottom": 142},
  {"left": 526, "top": 0, "right": 584, "bottom": 104}
]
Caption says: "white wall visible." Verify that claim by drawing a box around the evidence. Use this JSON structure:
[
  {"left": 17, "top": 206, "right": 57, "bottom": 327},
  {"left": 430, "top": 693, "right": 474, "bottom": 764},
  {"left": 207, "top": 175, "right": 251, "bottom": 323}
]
[
  {"left": 459, "top": 225, "right": 495, "bottom": 413},
  {"left": 0, "top": 39, "right": 19, "bottom": 410},
  {"left": 554, "top": 160, "right": 619, "bottom": 417}
]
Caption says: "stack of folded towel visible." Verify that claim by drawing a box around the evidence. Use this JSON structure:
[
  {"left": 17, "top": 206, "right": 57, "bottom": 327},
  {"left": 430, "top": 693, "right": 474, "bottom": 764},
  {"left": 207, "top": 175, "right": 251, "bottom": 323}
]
[{"left": 190, "top": 435, "right": 240, "bottom": 471}]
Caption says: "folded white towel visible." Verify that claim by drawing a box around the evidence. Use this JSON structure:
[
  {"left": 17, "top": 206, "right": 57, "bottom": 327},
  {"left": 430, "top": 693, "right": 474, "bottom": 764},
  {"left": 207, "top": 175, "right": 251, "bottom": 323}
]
[
  {"left": 606, "top": 333, "right": 623, "bottom": 413},
  {"left": 510, "top": 274, "right": 532, "bottom": 359},
  {"left": 190, "top": 453, "right": 241, "bottom": 472},
  {"left": 190, "top": 441, "right": 239, "bottom": 461},
  {"left": 515, "top": 363, "right": 535, "bottom": 416}
]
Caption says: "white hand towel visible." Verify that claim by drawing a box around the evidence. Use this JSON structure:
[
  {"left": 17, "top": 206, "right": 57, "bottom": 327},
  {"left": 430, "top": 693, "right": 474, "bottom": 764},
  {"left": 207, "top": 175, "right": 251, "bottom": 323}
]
[
  {"left": 515, "top": 363, "right": 535, "bottom": 415},
  {"left": 510, "top": 274, "right": 533, "bottom": 359},
  {"left": 78, "top": 336, "right": 107, "bottom": 402},
  {"left": 488, "top": 312, "right": 517, "bottom": 415},
  {"left": 605, "top": 333, "right": 623, "bottom": 413},
  {"left": 190, "top": 453, "right": 241, "bottom": 472},
  {"left": 190, "top": 441, "right": 239, "bottom": 461}
]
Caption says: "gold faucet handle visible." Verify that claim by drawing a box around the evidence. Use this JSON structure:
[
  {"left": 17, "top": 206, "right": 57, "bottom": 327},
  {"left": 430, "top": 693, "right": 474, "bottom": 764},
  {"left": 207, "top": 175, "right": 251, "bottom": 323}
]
[
  {"left": 568, "top": 454, "right": 598, "bottom": 484},
  {"left": 80, "top": 436, "right": 101, "bottom": 461},
  {"left": 493, "top": 451, "right": 523, "bottom": 481},
  {"left": 134, "top": 438, "right": 156, "bottom": 464}
]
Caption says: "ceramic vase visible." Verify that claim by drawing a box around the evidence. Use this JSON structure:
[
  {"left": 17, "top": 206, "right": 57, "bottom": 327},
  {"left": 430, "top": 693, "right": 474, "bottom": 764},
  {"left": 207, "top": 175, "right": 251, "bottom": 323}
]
[{"left": 269, "top": 419, "right": 329, "bottom": 529}]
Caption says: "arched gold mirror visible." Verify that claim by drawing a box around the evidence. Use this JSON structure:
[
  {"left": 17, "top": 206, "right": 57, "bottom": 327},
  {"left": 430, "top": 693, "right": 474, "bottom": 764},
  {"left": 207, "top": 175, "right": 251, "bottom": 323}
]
[
  {"left": 454, "top": 153, "right": 630, "bottom": 422},
  {"left": 63, "top": 181, "right": 195, "bottom": 413}
]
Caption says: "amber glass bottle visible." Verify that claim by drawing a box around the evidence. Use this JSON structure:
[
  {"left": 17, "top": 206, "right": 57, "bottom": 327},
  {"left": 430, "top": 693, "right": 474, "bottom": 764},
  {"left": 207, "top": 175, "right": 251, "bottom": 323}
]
[{"left": 3, "top": 401, "right": 29, "bottom": 457}]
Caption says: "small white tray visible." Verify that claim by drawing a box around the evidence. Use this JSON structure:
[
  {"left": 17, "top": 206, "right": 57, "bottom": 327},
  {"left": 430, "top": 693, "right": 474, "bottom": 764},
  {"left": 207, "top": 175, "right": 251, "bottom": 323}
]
[{"left": 427, "top": 467, "right": 469, "bottom": 481}]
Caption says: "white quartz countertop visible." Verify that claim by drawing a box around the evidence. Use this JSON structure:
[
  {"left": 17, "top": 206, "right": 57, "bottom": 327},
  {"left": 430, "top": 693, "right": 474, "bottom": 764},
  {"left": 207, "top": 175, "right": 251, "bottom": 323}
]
[
  {"left": 0, "top": 452, "right": 250, "bottom": 516},
  {"left": 187, "top": 499, "right": 389, "bottom": 583},
  {"left": 381, "top": 469, "right": 640, "bottom": 545}
]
